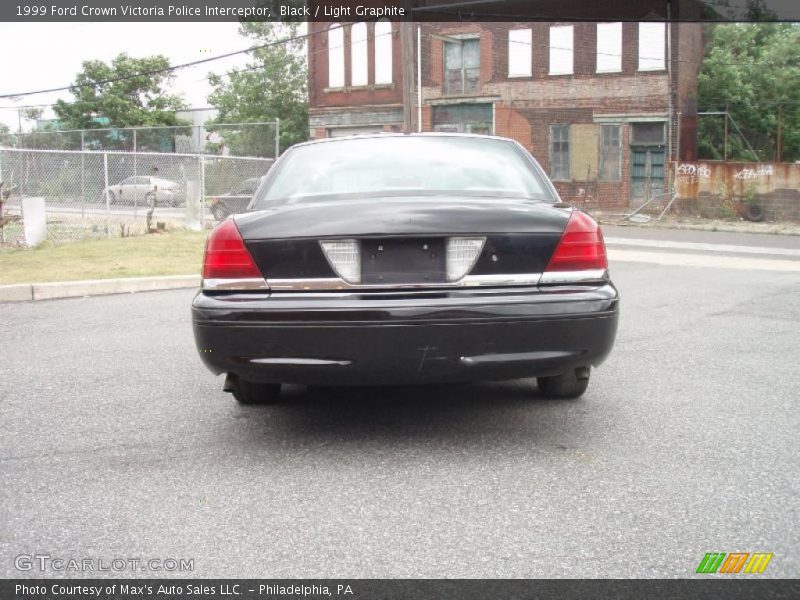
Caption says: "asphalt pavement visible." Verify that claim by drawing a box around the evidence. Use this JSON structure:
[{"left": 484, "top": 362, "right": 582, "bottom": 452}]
[{"left": 1, "top": 230, "right": 799, "bottom": 578}]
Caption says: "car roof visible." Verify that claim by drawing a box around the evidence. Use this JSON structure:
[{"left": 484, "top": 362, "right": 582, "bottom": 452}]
[{"left": 289, "top": 132, "right": 518, "bottom": 150}]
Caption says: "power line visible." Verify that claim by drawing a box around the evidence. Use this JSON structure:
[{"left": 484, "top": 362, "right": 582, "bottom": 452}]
[{"left": 0, "top": 27, "right": 312, "bottom": 100}]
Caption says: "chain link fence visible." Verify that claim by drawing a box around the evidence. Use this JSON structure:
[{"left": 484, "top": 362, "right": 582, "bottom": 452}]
[
  {"left": 0, "top": 147, "right": 273, "bottom": 246},
  {"left": 9, "top": 121, "right": 280, "bottom": 159}
]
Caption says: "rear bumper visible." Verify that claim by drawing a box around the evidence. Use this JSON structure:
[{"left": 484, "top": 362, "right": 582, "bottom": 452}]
[{"left": 192, "top": 284, "right": 619, "bottom": 385}]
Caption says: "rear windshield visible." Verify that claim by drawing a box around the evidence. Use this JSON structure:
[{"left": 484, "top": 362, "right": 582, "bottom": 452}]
[{"left": 252, "top": 136, "right": 556, "bottom": 208}]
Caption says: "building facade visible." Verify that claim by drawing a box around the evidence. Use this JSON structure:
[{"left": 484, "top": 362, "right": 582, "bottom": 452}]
[{"left": 307, "top": 21, "right": 704, "bottom": 208}]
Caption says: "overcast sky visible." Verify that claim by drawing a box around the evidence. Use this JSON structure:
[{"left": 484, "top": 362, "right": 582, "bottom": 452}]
[{"left": 0, "top": 22, "right": 256, "bottom": 131}]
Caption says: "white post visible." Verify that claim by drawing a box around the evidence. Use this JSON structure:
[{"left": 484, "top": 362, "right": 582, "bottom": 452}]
[
  {"left": 80, "top": 131, "right": 85, "bottom": 218},
  {"left": 200, "top": 155, "right": 206, "bottom": 225},
  {"left": 103, "top": 152, "right": 111, "bottom": 238},
  {"left": 275, "top": 118, "right": 280, "bottom": 158}
]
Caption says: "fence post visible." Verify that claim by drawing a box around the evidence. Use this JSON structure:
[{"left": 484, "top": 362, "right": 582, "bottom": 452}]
[
  {"left": 103, "top": 152, "right": 111, "bottom": 238},
  {"left": 275, "top": 118, "right": 280, "bottom": 158},
  {"left": 199, "top": 155, "right": 205, "bottom": 225}
]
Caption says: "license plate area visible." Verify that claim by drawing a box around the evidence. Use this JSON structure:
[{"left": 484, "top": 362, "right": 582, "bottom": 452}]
[{"left": 361, "top": 238, "right": 446, "bottom": 285}]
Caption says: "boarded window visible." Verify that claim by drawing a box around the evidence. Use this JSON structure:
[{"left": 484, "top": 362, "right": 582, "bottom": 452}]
[
  {"left": 549, "top": 25, "right": 573, "bottom": 75},
  {"left": 444, "top": 38, "right": 480, "bottom": 95},
  {"left": 550, "top": 124, "right": 570, "bottom": 180},
  {"left": 374, "top": 20, "right": 393, "bottom": 84},
  {"left": 508, "top": 28, "right": 532, "bottom": 77},
  {"left": 328, "top": 24, "right": 345, "bottom": 88},
  {"left": 351, "top": 23, "right": 368, "bottom": 86},
  {"left": 631, "top": 122, "right": 665, "bottom": 145},
  {"left": 599, "top": 125, "right": 622, "bottom": 180},
  {"left": 596, "top": 22, "right": 622, "bottom": 73},
  {"left": 638, "top": 22, "right": 666, "bottom": 71}
]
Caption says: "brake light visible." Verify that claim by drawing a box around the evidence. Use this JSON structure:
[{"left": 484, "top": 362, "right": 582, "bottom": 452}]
[
  {"left": 202, "top": 218, "right": 268, "bottom": 290},
  {"left": 545, "top": 211, "right": 608, "bottom": 272}
]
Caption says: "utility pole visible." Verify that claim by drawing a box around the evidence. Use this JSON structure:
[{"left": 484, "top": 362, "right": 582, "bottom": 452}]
[
  {"left": 776, "top": 106, "right": 782, "bottom": 163},
  {"left": 401, "top": 21, "right": 416, "bottom": 133},
  {"left": 723, "top": 106, "right": 729, "bottom": 160}
]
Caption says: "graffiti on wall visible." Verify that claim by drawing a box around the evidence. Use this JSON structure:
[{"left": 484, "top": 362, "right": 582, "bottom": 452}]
[{"left": 734, "top": 165, "right": 775, "bottom": 180}]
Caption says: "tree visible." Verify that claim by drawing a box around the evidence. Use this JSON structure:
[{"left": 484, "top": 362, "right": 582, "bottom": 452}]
[
  {"left": 53, "top": 54, "right": 187, "bottom": 134},
  {"left": 0, "top": 122, "right": 13, "bottom": 146},
  {"left": 697, "top": 23, "right": 800, "bottom": 162},
  {"left": 207, "top": 22, "right": 308, "bottom": 156}
]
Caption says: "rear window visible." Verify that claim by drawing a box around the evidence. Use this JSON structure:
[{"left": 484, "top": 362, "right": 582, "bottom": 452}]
[{"left": 252, "top": 136, "right": 556, "bottom": 208}]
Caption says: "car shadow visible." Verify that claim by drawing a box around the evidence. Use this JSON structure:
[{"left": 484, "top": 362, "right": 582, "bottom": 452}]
[{"left": 227, "top": 379, "right": 595, "bottom": 450}]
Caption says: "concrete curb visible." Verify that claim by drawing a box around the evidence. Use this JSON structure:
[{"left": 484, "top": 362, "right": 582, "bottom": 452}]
[{"left": 0, "top": 275, "right": 199, "bottom": 303}]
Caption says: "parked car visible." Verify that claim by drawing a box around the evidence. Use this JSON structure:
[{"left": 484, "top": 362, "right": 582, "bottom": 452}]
[
  {"left": 192, "top": 134, "right": 619, "bottom": 404},
  {"left": 208, "top": 176, "right": 265, "bottom": 221},
  {"left": 103, "top": 176, "right": 183, "bottom": 207}
]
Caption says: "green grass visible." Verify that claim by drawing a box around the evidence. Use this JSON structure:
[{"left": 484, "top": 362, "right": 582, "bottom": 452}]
[{"left": 0, "top": 230, "right": 208, "bottom": 285}]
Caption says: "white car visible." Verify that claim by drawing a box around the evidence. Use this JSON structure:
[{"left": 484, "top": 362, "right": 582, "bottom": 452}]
[{"left": 104, "top": 176, "right": 183, "bottom": 207}]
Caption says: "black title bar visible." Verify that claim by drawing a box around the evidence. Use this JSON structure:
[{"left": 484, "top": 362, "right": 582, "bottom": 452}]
[
  {"left": 3, "top": 1, "right": 800, "bottom": 22},
  {"left": 5, "top": 579, "right": 800, "bottom": 600}
]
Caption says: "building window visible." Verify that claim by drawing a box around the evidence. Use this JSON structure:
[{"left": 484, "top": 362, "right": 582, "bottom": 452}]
[
  {"left": 596, "top": 22, "right": 622, "bottom": 73},
  {"left": 638, "top": 22, "right": 666, "bottom": 71},
  {"left": 550, "top": 124, "right": 570, "bottom": 180},
  {"left": 432, "top": 103, "right": 493, "bottom": 135},
  {"left": 599, "top": 125, "right": 622, "bottom": 181},
  {"left": 374, "top": 20, "right": 393, "bottom": 84},
  {"left": 508, "top": 28, "right": 532, "bottom": 77},
  {"left": 350, "top": 23, "right": 368, "bottom": 86},
  {"left": 549, "top": 25, "right": 573, "bottom": 75},
  {"left": 631, "top": 122, "right": 665, "bottom": 145},
  {"left": 328, "top": 24, "right": 345, "bottom": 88},
  {"left": 444, "top": 38, "right": 480, "bottom": 95}
]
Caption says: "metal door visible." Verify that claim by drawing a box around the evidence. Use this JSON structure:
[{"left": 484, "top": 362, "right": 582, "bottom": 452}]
[{"left": 630, "top": 146, "right": 665, "bottom": 202}]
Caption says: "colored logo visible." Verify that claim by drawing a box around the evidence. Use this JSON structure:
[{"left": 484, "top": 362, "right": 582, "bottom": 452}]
[{"left": 696, "top": 552, "right": 773, "bottom": 574}]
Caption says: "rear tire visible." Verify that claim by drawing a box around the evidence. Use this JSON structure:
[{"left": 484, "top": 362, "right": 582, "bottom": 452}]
[
  {"left": 228, "top": 376, "right": 282, "bottom": 405},
  {"left": 537, "top": 368, "right": 590, "bottom": 399},
  {"left": 107, "top": 191, "right": 117, "bottom": 204}
]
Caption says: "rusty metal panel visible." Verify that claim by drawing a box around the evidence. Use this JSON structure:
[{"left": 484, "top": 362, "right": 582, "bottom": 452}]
[{"left": 673, "top": 161, "right": 800, "bottom": 200}]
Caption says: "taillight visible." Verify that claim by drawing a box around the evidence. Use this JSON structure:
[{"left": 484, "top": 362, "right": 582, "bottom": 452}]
[
  {"left": 202, "top": 218, "right": 268, "bottom": 291},
  {"left": 543, "top": 210, "right": 608, "bottom": 278}
]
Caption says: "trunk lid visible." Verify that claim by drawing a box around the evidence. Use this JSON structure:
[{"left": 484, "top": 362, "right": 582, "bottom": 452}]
[{"left": 234, "top": 197, "right": 572, "bottom": 287}]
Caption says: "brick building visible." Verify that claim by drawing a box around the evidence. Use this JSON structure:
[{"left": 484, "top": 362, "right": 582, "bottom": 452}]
[{"left": 307, "top": 20, "right": 704, "bottom": 208}]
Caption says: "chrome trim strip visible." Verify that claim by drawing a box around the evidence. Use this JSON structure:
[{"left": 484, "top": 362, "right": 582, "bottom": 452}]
[
  {"left": 462, "top": 273, "right": 542, "bottom": 286},
  {"left": 249, "top": 357, "right": 352, "bottom": 366},
  {"left": 539, "top": 269, "right": 608, "bottom": 285},
  {"left": 202, "top": 277, "right": 270, "bottom": 291},
  {"left": 266, "top": 273, "right": 544, "bottom": 290},
  {"left": 268, "top": 278, "right": 350, "bottom": 291}
]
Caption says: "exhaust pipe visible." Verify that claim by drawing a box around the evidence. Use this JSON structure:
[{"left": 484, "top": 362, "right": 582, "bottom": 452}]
[
  {"left": 222, "top": 373, "right": 237, "bottom": 393},
  {"left": 575, "top": 367, "right": 591, "bottom": 381}
]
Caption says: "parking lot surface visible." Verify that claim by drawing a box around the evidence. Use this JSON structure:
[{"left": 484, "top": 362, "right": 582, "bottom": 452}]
[{"left": 1, "top": 241, "right": 798, "bottom": 578}]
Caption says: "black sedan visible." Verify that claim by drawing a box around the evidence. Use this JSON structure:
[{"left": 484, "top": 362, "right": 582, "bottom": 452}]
[{"left": 192, "top": 134, "right": 619, "bottom": 404}]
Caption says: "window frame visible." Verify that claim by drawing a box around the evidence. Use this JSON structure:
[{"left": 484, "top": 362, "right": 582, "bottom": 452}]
[
  {"left": 549, "top": 25, "right": 574, "bottom": 76},
  {"left": 443, "top": 36, "right": 480, "bottom": 95},
  {"left": 327, "top": 24, "right": 345, "bottom": 89},
  {"left": 599, "top": 124, "right": 622, "bottom": 181},
  {"left": 638, "top": 22, "right": 666, "bottom": 72},
  {"left": 596, "top": 22, "right": 623, "bottom": 74},
  {"left": 508, "top": 28, "right": 532, "bottom": 78},
  {"left": 549, "top": 124, "right": 571, "bottom": 181},
  {"left": 374, "top": 20, "right": 393, "bottom": 85},
  {"left": 350, "top": 22, "right": 368, "bottom": 87}
]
